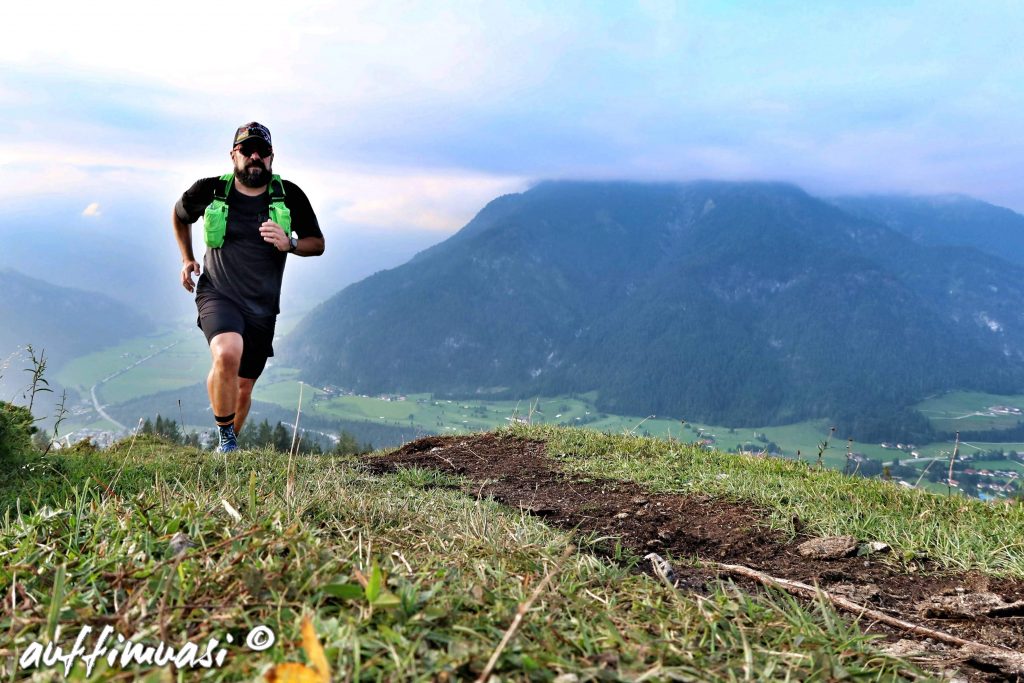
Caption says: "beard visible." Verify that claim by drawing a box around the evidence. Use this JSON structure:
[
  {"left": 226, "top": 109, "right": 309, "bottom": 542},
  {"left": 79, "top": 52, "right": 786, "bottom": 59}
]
[{"left": 236, "top": 160, "right": 272, "bottom": 188}]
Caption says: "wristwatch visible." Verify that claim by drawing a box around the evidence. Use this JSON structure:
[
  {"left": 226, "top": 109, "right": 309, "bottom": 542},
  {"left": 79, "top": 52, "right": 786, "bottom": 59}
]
[{"left": 288, "top": 236, "right": 299, "bottom": 253}]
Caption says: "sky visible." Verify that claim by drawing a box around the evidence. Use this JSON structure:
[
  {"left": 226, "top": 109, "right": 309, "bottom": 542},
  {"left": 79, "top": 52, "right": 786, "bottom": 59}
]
[{"left": 3, "top": 0, "right": 1024, "bottom": 244}]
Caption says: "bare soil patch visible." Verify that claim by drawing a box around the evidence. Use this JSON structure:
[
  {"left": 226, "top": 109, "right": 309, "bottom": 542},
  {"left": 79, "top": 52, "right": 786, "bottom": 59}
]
[{"left": 367, "top": 433, "right": 1024, "bottom": 680}]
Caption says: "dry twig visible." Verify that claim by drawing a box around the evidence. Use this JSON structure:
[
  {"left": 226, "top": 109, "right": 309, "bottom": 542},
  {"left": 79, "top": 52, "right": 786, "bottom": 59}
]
[{"left": 709, "top": 560, "right": 1024, "bottom": 674}]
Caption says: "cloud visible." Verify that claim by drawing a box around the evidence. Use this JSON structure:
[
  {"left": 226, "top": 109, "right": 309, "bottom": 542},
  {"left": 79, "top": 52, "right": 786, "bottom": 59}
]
[
  {"left": 295, "top": 164, "right": 529, "bottom": 232},
  {"left": 5, "top": 1, "right": 1024, "bottom": 220},
  {"left": 0, "top": 144, "right": 526, "bottom": 236}
]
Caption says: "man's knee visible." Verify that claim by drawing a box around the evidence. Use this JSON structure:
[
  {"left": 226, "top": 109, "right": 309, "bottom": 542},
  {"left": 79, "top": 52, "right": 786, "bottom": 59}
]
[
  {"left": 237, "top": 377, "right": 255, "bottom": 399},
  {"left": 210, "top": 333, "right": 243, "bottom": 371}
]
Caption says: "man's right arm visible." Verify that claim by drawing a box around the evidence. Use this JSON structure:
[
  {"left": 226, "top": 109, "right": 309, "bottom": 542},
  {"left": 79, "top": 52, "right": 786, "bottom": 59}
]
[
  {"left": 173, "top": 209, "right": 201, "bottom": 293},
  {"left": 173, "top": 178, "right": 216, "bottom": 293}
]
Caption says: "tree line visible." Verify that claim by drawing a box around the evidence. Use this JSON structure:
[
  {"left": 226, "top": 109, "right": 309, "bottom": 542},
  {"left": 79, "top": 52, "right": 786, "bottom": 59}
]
[{"left": 139, "top": 414, "right": 373, "bottom": 456}]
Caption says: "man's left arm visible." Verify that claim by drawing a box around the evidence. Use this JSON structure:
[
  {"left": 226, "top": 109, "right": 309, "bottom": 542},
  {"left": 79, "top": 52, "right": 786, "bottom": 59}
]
[
  {"left": 259, "top": 222, "right": 325, "bottom": 255},
  {"left": 260, "top": 181, "right": 325, "bottom": 256},
  {"left": 291, "top": 234, "right": 325, "bottom": 257}
]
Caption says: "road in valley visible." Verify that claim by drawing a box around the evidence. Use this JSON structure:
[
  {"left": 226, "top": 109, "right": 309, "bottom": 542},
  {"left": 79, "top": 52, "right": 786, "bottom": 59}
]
[{"left": 89, "top": 340, "right": 180, "bottom": 432}]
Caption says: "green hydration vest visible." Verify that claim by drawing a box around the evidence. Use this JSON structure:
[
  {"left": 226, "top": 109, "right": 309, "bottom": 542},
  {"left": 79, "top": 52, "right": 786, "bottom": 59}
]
[{"left": 203, "top": 173, "right": 292, "bottom": 248}]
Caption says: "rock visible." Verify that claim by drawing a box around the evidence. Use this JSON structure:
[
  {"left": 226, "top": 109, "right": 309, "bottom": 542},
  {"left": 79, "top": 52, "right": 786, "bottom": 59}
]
[
  {"left": 829, "top": 582, "right": 880, "bottom": 603},
  {"left": 879, "top": 639, "right": 928, "bottom": 658},
  {"left": 920, "top": 591, "right": 1024, "bottom": 618},
  {"left": 644, "top": 552, "right": 677, "bottom": 585},
  {"left": 797, "top": 535, "right": 859, "bottom": 559},
  {"left": 857, "top": 541, "right": 891, "bottom": 556},
  {"left": 614, "top": 511, "right": 630, "bottom": 519},
  {"left": 963, "top": 648, "right": 1024, "bottom": 677}
]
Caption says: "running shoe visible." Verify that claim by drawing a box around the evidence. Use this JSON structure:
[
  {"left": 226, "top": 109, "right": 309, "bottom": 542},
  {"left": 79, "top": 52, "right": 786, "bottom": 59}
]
[{"left": 216, "top": 425, "right": 239, "bottom": 453}]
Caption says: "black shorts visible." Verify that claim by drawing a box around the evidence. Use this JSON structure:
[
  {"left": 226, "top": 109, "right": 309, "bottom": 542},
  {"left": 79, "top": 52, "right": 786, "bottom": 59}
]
[{"left": 196, "top": 292, "right": 276, "bottom": 380}]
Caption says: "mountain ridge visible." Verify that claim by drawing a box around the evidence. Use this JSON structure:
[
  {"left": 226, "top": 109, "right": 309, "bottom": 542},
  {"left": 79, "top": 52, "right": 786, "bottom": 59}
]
[
  {"left": 0, "top": 267, "right": 154, "bottom": 369},
  {"left": 830, "top": 193, "right": 1024, "bottom": 266},
  {"left": 285, "top": 180, "right": 1024, "bottom": 435}
]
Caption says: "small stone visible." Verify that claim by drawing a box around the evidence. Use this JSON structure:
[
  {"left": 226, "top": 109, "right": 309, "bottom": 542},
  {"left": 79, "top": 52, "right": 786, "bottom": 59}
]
[
  {"left": 920, "top": 592, "right": 1024, "bottom": 618},
  {"left": 880, "top": 639, "right": 928, "bottom": 658},
  {"left": 858, "top": 540, "right": 891, "bottom": 556},
  {"left": 830, "top": 582, "right": 880, "bottom": 603},
  {"left": 615, "top": 512, "right": 630, "bottom": 519},
  {"left": 797, "top": 535, "right": 858, "bottom": 559}
]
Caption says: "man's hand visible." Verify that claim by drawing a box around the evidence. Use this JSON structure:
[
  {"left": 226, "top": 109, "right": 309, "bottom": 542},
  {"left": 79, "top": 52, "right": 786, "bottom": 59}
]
[
  {"left": 259, "top": 220, "right": 290, "bottom": 251},
  {"left": 181, "top": 260, "right": 201, "bottom": 293}
]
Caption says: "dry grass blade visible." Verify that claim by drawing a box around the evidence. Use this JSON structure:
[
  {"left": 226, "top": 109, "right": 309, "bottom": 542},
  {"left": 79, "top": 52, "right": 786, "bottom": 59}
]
[
  {"left": 290, "top": 382, "right": 304, "bottom": 458},
  {"left": 108, "top": 418, "right": 145, "bottom": 492},
  {"left": 221, "top": 498, "right": 242, "bottom": 523},
  {"left": 475, "top": 547, "right": 573, "bottom": 683}
]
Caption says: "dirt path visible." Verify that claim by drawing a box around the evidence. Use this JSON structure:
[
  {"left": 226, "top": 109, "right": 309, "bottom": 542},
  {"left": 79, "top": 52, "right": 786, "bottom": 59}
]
[{"left": 368, "top": 433, "right": 1024, "bottom": 682}]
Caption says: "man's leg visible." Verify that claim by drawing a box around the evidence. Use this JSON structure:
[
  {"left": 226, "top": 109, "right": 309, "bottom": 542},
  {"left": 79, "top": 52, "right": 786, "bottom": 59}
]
[
  {"left": 208, "top": 332, "right": 244, "bottom": 424},
  {"left": 233, "top": 313, "right": 274, "bottom": 436},
  {"left": 235, "top": 377, "right": 256, "bottom": 434}
]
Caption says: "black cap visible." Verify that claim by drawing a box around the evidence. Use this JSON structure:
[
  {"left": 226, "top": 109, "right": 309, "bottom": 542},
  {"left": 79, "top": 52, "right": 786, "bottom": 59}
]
[{"left": 233, "top": 122, "right": 272, "bottom": 149}]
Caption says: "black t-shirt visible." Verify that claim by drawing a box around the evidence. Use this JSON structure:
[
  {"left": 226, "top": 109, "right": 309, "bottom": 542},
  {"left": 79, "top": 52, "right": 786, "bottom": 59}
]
[{"left": 175, "top": 176, "right": 322, "bottom": 317}]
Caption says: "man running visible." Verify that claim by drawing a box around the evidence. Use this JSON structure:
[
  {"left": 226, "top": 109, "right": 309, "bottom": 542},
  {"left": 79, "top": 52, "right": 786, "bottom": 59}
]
[{"left": 172, "top": 122, "right": 325, "bottom": 452}]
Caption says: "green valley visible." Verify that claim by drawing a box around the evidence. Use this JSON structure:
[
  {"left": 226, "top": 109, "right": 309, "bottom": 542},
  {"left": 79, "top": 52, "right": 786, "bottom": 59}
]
[{"left": 44, "top": 328, "right": 1024, "bottom": 500}]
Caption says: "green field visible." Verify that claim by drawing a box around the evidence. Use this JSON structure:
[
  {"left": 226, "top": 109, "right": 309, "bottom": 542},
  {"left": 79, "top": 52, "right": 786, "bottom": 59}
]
[
  {"left": 57, "top": 310, "right": 314, "bottom": 408},
  {"left": 915, "top": 390, "right": 1024, "bottom": 433},
  {"left": 969, "top": 458, "right": 1024, "bottom": 472},
  {"left": 56, "top": 329, "right": 210, "bottom": 398},
  {"left": 42, "top": 331, "right": 1024, "bottom": 492},
  {"left": 98, "top": 340, "right": 211, "bottom": 404},
  {"left": 249, "top": 379, "right": 863, "bottom": 467}
]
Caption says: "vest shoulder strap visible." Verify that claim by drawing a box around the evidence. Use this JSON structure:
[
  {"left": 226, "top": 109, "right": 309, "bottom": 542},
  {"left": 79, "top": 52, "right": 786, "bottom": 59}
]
[
  {"left": 213, "top": 173, "right": 233, "bottom": 202},
  {"left": 269, "top": 174, "right": 287, "bottom": 202}
]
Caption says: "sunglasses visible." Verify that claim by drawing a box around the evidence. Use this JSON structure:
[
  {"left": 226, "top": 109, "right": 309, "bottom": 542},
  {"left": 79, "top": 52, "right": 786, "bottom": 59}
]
[{"left": 235, "top": 140, "right": 273, "bottom": 157}]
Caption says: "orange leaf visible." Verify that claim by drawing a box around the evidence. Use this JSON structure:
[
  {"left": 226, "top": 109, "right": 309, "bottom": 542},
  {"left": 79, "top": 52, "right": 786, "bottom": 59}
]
[
  {"left": 264, "top": 615, "right": 330, "bottom": 683},
  {"left": 263, "top": 662, "right": 322, "bottom": 683},
  {"left": 300, "top": 614, "right": 330, "bottom": 681}
]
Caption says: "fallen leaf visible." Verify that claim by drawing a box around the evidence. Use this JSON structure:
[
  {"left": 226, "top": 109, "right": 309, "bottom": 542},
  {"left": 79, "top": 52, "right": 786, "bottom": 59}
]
[
  {"left": 264, "top": 615, "right": 329, "bottom": 683},
  {"left": 264, "top": 663, "right": 323, "bottom": 683}
]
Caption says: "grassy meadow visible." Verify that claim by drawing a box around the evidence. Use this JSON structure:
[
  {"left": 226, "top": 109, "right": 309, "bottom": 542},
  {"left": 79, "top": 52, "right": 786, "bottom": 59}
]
[
  {"left": 915, "top": 390, "right": 1024, "bottom": 433},
  {"left": 11, "top": 425, "right": 1014, "bottom": 680}
]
